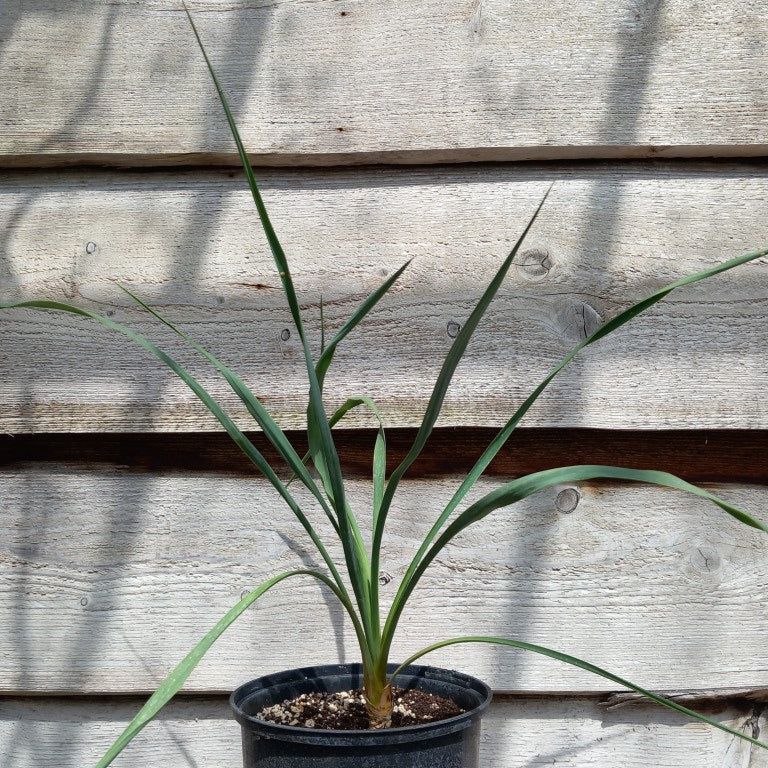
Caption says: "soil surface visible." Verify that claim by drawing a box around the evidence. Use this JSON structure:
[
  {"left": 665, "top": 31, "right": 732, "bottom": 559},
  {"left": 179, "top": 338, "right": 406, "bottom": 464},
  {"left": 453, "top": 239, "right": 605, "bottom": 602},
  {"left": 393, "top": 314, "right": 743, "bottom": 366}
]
[{"left": 257, "top": 687, "right": 464, "bottom": 730}]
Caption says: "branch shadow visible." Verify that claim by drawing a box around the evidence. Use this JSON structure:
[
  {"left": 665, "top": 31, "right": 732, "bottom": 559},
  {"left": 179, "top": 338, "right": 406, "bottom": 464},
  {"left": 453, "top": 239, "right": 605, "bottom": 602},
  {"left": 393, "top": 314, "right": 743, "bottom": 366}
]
[
  {"left": 496, "top": 0, "right": 668, "bottom": 701},
  {"left": 0, "top": 4, "right": 277, "bottom": 767}
]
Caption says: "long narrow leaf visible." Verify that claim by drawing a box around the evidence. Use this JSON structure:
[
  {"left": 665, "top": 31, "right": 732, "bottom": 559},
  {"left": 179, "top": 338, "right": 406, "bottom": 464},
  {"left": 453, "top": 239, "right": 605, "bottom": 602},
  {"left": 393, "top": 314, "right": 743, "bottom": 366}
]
[
  {"left": 119, "top": 286, "right": 341, "bottom": 535},
  {"left": 370, "top": 187, "right": 552, "bottom": 615},
  {"left": 315, "top": 259, "right": 411, "bottom": 390},
  {"left": 383, "top": 465, "right": 768, "bottom": 651},
  {"left": 287, "top": 394, "right": 386, "bottom": 643},
  {"left": 320, "top": 395, "right": 387, "bottom": 642},
  {"left": 286, "top": 396, "right": 383, "bottom": 488},
  {"left": 1, "top": 300, "right": 348, "bottom": 599},
  {"left": 95, "top": 569, "right": 364, "bottom": 768},
  {"left": 392, "top": 636, "right": 768, "bottom": 751},
  {"left": 387, "top": 244, "right": 768, "bottom": 646},
  {"left": 184, "top": 5, "right": 373, "bottom": 639},
  {"left": 322, "top": 397, "right": 387, "bottom": 523}
]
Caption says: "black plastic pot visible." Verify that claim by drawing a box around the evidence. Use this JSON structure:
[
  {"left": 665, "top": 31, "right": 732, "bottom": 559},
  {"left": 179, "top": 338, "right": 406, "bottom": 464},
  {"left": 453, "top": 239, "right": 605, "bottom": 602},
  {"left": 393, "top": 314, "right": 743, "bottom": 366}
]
[{"left": 230, "top": 663, "right": 492, "bottom": 767}]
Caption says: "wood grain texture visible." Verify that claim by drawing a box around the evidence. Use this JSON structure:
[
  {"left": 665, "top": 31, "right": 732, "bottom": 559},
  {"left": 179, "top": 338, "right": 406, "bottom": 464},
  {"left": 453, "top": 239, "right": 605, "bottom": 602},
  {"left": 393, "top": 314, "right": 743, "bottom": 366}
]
[
  {"left": 1, "top": 1, "right": 768, "bottom": 166},
  {"left": 1, "top": 695, "right": 766, "bottom": 767},
  {"left": 2, "top": 466, "right": 766, "bottom": 694},
  {"left": 1, "top": 162, "right": 767, "bottom": 433}
]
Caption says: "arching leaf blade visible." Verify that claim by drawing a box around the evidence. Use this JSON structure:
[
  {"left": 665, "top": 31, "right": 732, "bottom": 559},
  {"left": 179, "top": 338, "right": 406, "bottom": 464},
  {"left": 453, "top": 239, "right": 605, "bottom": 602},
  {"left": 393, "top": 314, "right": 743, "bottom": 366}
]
[
  {"left": 185, "top": 4, "right": 370, "bottom": 636},
  {"left": 315, "top": 259, "right": 411, "bottom": 390},
  {"left": 373, "top": 186, "right": 553, "bottom": 574},
  {"left": 383, "top": 465, "right": 767, "bottom": 652},
  {"left": 119, "top": 286, "right": 341, "bottom": 535},
  {"left": 393, "top": 636, "right": 768, "bottom": 751},
  {"left": 389, "top": 244, "right": 768, "bottom": 640},
  {"left": 94, "top": 569, "right": 362, "bottom": 768},
  {"left": 1, "top": 299, "right": 348, "bottom": 596}
]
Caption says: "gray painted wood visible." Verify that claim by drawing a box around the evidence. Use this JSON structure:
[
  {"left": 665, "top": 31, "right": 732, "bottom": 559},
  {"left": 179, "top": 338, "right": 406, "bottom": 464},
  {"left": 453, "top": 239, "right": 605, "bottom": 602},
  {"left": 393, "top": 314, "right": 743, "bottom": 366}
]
[
  {"left": 1, "top": 694, "right": 765, "bottom": 767},
  {"left": 2, "top": 466, "right": 766, "bottom": 694},
  {"left": 2, "top": 163, "right": 767, "bottom": 432},
  {"left": 1, "top": 1, "right": 767, "bottom": 166}
]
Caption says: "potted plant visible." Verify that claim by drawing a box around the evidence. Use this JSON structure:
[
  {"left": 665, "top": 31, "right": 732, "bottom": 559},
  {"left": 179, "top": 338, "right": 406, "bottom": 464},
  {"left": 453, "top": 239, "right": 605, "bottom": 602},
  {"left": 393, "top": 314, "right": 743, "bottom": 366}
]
[{"left": 2, "top": 7, "right": 767, "bottom": 767}]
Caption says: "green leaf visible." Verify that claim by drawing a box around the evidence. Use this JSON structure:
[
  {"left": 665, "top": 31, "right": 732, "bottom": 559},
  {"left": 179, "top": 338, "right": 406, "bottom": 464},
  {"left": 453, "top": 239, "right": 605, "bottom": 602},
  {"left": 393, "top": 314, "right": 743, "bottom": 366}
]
[
  {"left": 372, "top": 188, "right": 552, "bottom": 554},
  {"left": 0, "top": 299, "right": 348, "bottom": 599},
  {"left": 393, "top": 636, "right": 768, "bottom": 751},
  {"left": 184, "top": 4, "right": 374, "bottom": 641},
  {"left": 383, "top": 465, "right": 768, "bottom": 651},
  {"left": 445, "top": 244, "right": 768, "bottom": 524},
  {"left": 315, "top": 260, "right": 411, "bottom": 390},
  {"left": 118, "top": 286, "right": 342, "bottom": 536},
  {"left": 385, "top": 244, "right": 768, "bottom": 649},
  {"left": 369, "top": 187, "right": 553, "bottom": 626},
  {"left": 95, "top": 569, "right": 358, "bottom": 768},
  {"left": 318, "top": 396, "right": 387, "bottom": 525},
  {"left": 319, "top": 395, "right": 388, "bottom": 643}
]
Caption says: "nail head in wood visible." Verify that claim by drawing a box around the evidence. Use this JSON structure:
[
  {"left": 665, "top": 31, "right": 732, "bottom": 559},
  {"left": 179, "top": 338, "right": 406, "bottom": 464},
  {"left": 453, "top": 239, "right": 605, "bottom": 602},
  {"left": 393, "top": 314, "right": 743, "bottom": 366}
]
[
  {"left": 555, "top": 487, "right": 580, "bottom": 513},
  {"left": 446, "top": 320, "right": 461, "bottom": 338}
]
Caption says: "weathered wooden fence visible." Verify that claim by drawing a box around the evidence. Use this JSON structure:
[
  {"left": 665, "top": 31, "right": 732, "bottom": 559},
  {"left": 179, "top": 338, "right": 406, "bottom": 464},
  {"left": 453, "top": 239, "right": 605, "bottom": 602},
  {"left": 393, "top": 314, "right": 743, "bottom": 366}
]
[{"left": 1, "top": 2, "right": 767, "bottom": 766}]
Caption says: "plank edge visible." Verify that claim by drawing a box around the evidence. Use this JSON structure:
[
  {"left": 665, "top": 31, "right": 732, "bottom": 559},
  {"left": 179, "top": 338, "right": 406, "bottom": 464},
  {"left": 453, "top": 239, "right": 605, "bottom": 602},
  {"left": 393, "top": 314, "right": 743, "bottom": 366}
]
[{"left": 2, "top": 144, "right": 768, "bottom": 170}]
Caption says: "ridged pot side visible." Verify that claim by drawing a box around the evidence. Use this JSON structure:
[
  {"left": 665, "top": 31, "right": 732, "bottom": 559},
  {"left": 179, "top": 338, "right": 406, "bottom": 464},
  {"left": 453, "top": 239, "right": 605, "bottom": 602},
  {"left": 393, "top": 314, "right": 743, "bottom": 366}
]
[{"left": 230, "top": 664, "right": 493, "bottom": 768}]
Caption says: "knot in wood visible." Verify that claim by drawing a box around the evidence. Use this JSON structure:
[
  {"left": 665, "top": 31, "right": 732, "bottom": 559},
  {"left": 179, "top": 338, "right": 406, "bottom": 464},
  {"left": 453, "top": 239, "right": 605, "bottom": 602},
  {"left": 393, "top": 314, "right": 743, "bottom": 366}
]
[
  {"left": 85, "top": 241, "right": 97, "bottom": 254},
  {"left": 514, "top": 247, "right": 552, "bottom": 281},
  {"left": 690, "top": 545, "right": 721, "bottom": 575},
  {"left": 555, "top": 300, "right": 603, "bottom": 343},
  {"left": 280, "top": 328, "right": 291, "bottom": 342},
  {"left": 378, "top": 570, "right": 393, "bottom": 586}
]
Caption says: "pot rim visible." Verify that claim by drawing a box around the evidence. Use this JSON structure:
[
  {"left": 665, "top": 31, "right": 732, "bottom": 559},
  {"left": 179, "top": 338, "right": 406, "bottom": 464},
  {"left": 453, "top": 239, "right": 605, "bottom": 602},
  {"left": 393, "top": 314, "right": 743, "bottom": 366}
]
[{"left": 230, "top": 662, "right": 492, "bottom": 746}]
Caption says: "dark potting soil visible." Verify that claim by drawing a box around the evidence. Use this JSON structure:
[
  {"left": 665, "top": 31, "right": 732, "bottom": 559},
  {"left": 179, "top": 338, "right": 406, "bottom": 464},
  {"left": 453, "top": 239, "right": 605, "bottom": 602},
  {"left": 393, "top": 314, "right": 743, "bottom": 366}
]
[{"left": 257, "top": 687, "right": 464, "bottom": 730}]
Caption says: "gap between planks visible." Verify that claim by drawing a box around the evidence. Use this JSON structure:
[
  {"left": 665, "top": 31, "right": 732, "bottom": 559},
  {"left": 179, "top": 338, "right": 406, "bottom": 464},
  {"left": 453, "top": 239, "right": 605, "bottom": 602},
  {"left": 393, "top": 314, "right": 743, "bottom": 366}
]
[
  {"left": 3, "top": 145, "right": 768, "bottom": 171},
  {"left": 2, "top": 429, "right": 766, "bottom": 483}
]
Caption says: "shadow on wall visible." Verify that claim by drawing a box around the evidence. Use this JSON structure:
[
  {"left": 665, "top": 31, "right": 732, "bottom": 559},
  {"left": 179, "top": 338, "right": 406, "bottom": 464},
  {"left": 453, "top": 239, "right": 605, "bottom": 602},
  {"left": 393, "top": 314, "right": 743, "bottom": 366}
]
[
  {"left": 491, "top": 0, "right": 670, "bottom": 695},
  {"left": 1, "top": 0, "right": 765, "bottom": 765},
  {"left": 0, "top": 4, "right": 295, "bottom": 767}
]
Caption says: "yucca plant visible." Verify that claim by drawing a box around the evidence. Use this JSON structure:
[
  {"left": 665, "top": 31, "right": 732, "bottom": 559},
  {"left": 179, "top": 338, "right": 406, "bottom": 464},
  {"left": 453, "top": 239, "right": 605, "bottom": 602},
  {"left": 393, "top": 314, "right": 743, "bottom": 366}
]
[{"left": 2, "top": 7, "right": 767, "bottom": 765}]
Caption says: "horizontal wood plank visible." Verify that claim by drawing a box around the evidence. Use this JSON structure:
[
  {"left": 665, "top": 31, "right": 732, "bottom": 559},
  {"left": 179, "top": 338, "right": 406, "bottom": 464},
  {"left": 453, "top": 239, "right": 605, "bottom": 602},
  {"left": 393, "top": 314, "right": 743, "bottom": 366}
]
[
  {"left": 1, "top": 163, "right": 767, "bottom": 432},
  {"left": 2, "top": 466, "right": 766, "bottom": 694},
  {"left": 1, "top": 694, "right": 765, "bottom": 767},
  {"left": 1, "top": 1, "right": 768, "bottom": 165}
]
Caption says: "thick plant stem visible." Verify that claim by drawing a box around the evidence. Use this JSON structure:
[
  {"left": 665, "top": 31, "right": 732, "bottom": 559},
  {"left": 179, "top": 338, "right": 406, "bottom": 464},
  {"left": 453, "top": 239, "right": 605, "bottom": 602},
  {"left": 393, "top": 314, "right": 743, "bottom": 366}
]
[
  {"left": 363, "top": 664, "right": 393, "bottom": 728},
  {"left": 364, "top": 682, "right": 393, "bottom": 729}
]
